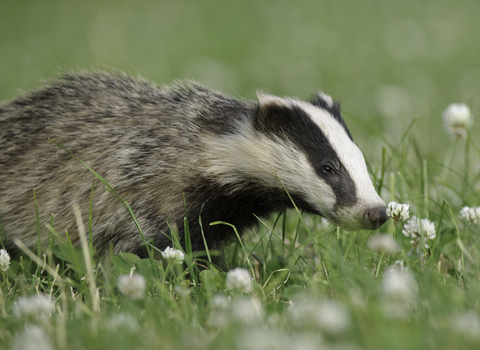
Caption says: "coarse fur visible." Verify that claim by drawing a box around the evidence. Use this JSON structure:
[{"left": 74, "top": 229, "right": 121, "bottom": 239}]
[{"left": 0, "top": 72, "right": 387, "bottom": 256}]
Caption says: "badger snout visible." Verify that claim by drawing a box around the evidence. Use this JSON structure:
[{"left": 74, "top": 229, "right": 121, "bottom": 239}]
[{"left": 363, "top": 206, "right": 389, "bottom": 229}]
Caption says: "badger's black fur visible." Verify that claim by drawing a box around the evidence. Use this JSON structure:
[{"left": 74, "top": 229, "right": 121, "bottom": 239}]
[{"left": 0, "top": 72, "right": 387, "bottom": 256}]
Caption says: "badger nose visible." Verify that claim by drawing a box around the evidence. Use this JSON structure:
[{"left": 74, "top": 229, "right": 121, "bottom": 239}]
[{"left": 364, "top": 206, "right": 389, "bottom": 229}]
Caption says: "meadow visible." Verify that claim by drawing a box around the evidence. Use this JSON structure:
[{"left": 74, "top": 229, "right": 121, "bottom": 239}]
[{"left": 1, "top": 1, "right": 480, "bottom": 349}]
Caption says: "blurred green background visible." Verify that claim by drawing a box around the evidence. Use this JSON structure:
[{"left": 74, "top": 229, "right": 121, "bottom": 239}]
[{"left": 1, "top": 0, "right": 479, "bottom": 160}]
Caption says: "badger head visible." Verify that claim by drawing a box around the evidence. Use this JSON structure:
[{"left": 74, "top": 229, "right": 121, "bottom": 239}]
[
  {"left": 253, "top": 91, "right": 388, "bottom": 230},
  {"left": 204, "top": 90, "right": 388, "bottom": 230}
]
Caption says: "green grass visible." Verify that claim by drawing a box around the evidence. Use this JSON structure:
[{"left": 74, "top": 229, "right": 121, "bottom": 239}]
[
  {"left": 1, "top": 1, "right": 480, "bottom": 349},
  {"left": 1, "top": 121, "right": 480, "bottom": 350}
]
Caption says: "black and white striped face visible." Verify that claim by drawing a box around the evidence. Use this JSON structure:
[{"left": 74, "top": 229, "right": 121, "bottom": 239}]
[
  {"left": 203, "top": 91, "right": 388, "bottom": 230},
  {"left": 252, "top": 92, "right": 388, "bottom": 230}
]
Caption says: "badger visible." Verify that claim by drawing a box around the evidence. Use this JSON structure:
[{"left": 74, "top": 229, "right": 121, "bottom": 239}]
[{"left": 0, "top": 72, "right": 388, "bottom": 256}]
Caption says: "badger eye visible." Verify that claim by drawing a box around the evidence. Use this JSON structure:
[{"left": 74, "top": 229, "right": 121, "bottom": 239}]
[{"left": 321, "top": 165, "right": 335, "bottom": 174}]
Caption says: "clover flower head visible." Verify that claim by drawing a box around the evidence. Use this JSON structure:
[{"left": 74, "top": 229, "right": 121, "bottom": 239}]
[
  {"left": 450, "top": 311, "right": 480, "bottom": 340},
  {"left": 13, "top": 294, "right": 54, "bottom": 324},
  {"left": 318, "top": 217, "right": 333, "bottom": 231},
  {"left": 117, "top": 273, "right": 146, "bottom": 300},
  {"left": 442, "top": 103, "right": 472, "bottom": 139},
  {"left": 231, "top": 297, "right": 263, "bottom": 323},
  {"left": 289, "top": 300, "right": 350, "bottom": 335},
  {"left": 459, "top": 206, "right": 480, "bottom": 225},
  {"left": 161, "top": 246, "right": 185, "bottom": 264},
  {"left": 312, "top": 301, "right": 350, "bottom": 335},
  {"left": 211, "top": 294, "right": 229, "bottom": 310},
  {"left": 106, "top": 313, "right": 141, "bottom": 333},
  {"left": 0, "top": 249, "right": 10, "bottom": 272},
  {"left": 11, "top": 325, "right": 54, "bottom": 350},
  {"left": 402, "top": 216, "right": 436, "bottom": 246},
  {"left": 226, "top": 267, "right": 253, "bottom": 293},
  {"left": 367, "top": 234, "right": 399, "bottom": 255},
  {"left": 207, "top": 295, "right": 231, "bottom": 328},
  {"left": 386, "top": 202, "right": 409, "bottom": 224},
  {"left": 174, "top": 285, "right": 191, "bottom": 298},
  {"left": 381, "top": 269, "right": 417, "bottom": 319},
  {"left": 384, "top": 260, "right": 407, "bottom": 276}
]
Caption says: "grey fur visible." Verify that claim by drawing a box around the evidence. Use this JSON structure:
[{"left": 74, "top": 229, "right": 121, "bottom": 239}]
[{"left": 0, "top": 72, "right": 386, "bottom": 256}]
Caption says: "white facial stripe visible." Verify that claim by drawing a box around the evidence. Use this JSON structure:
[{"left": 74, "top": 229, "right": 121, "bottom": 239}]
[
  {"left": 202, "top": 122, "right": 337, "bottom": 215},
  {"left": 293, "top": 101, "right": 385, "bottom": 219}
]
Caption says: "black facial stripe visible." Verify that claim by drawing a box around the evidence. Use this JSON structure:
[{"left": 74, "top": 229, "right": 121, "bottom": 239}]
[
  {"left": 256, "top": 104, "right": 357, "bottom": 207},
  {"left": 309, "top": 95, "right": 353, "bottom": 141}
]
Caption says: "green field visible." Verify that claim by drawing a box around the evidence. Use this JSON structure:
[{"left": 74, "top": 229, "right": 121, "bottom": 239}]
[{"left": 1, "top": 1, "right": 480, "bottom": 349}]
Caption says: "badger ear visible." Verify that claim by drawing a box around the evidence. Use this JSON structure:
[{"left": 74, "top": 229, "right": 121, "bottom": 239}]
[
  {"left": 310, "top": 91, "right": 334, "bottom": 109},
  {"left": 256, "top": 91, "right": 288, "bottom": 108},
  {"left": 255, "top": 91, "right": 290, "bottom": 129}
]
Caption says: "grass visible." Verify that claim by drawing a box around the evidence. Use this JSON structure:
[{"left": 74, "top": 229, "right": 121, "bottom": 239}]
[
  {"left": 1, "top": 117, "right": 480, "bottom": 350},
  {"left": 1, "top": 1, "right": 480, "bottom": 349}
]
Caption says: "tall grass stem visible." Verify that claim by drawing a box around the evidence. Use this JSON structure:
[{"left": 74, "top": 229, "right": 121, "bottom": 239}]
[{"left": 73, "top": 204, "right": 100, "bottom": 313}]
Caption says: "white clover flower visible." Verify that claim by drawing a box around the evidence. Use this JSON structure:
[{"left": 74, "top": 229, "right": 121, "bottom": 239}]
[
  {"left": 450, "top": 311, "right": 480, "bottom": 340},
  {"left": 381, "top": 269, "right": 417, "bottom": 319},
  {"left": 231, "top": 297, "right": 264, "bottom": 323},
  {"left": 174, "top": 285, "right": 191, "bottom": 298},
  {"left": 11, "top": 325, "right": 54, "bottom": 350},
  {"left": 402, "top": 216, "right": 436, "bottom": 248},
  {"left": 313, "top": 301, "right": 350, "bottom": 335},
  {"left": 117, "top": 273, "right": 146, "bottom": 300},
  {"left": 207, "top": 310, "right": 229, "bottom": 329},
  {"left": 367, "top": 234, "right": 399, "bottom": 255},
  {"left": 207, "top": 295, "right": 230, "bottom": 328},
  {"left": 442, "top": 103, "right": 472, "bottom": 139},
  {"left": 236, "top": 328, "right": 288, "bottom": 350},
  {"left": 226, "top": 267, "right": 253, "bottom": 293},
  {"left": 0, "top": 248, "right": 10, "bottom": 272},
  {"left": 13, "top": 294, "right": 54, "bottom": 324},
  {"left": 386, "top": 202, "right": 409, "bottom": 224},
  {"left": 303, "top": 216, "right": 333, "bottom": 232},
  {"left": 384, "top": 260, "right": 407, "bottom": 276},
  {"left": 382, "top": 269, "right": 416, "bottom": 300},
  {"left": 106, "top": 313, "right": 141, "bottom": 333},
  {"left": 161, "top": 246, "right": 185, "bottom": 264},
  {"left": 289, "top": 300, "right": 350, "bottom": 335},
  {"left": 459, "top": 206, "right": 480, "bottom": 225},
  {"left": 211, "top": 294, "right": 229, "bottom": 310},
  {"left": 318, "top": 217, "right": 333, "bottom": 231}
]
